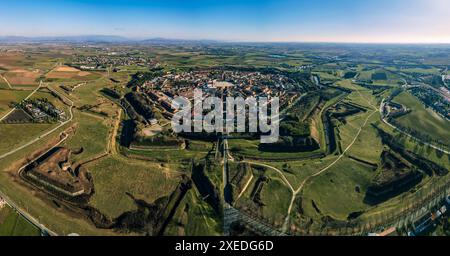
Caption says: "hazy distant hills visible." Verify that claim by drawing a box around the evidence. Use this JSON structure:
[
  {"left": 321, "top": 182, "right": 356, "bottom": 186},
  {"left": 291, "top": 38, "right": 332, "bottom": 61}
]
[
  {"left": 0, "top": 35, "right": 220, "bottom": 45},
  {"left": 0, "top": 35, "right": 138, "bottom": 44}
]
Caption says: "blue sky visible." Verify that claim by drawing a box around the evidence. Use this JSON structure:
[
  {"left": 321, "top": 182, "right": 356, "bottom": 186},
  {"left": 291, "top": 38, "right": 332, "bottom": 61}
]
[{"left": 1, "top": 0, "right": 449, "bottom": 43}]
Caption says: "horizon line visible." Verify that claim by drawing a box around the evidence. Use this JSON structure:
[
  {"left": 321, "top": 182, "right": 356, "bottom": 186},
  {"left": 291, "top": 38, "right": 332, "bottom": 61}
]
[{"left": 1, "top": 34, "right": 450, "bottom": 45}]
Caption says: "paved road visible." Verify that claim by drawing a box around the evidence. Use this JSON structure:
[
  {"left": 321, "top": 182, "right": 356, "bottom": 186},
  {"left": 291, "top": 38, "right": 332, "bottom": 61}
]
[
  {"left": 5, "top": 132, "right": 70, "bottom": 236},
  {"left": 0, "top": 84, "right": 74, "bottom": 160},
  {"left": 0, "top": 84, "right": 75, "bottom": 236},
  {"left": 380, "top": 98, "right": 450, "bottom": 155},
  {"left": 0, "top": 190, "right": 57, "bottom": 236},
  {"left": 0, "top": 81, "right": 42, "bottom": 122}
]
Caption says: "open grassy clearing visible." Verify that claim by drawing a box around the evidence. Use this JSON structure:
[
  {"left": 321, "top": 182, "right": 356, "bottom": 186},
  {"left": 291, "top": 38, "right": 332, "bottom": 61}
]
[
  {"left": 0, "top": 206, "right": 41, "bottom": 236},
  {"left": 0, "top": 89, "right": 33, "bottom": 116},
  {"left": 338, "top": 112, "right": 383, "bottom": 163},
  {"left": 313, "top": 71, "right": 340, "bottom": 83},
  {"left": 228, "top": 138, "right": 323, "bottom": 161},
  {"left": 393, "top": 91, "right": 450, "bottom": 145},
  {"left": 0, "top": 123, "right": 54, "bottom": 155},
  {"left": 335, "top": 80, "right": 360, "bottom": 90},
  {"left": 337, "top": 110, "right": 373, "bottom": 150},
  {"left": 235, "top": 171, "right": 292, "bottom": 227},
  {"left": 301, "top": 156, "right": 376, "bottom": 221},
  {"left": 259, "top": 177, "right": 292, "bottom": 226},
  {"left": 65, "top": 77, "right": 111, "bottom": 106},
  {"left": 397, "top": 67, "right": 440, "bottom": 75},
  {"left": 63, "top": 110, "right": 110, "bottom": 162},
  {"left": 334, "top": 85, "right": 381, "bottom": 162},
  {"left": 121, "top": 144, "right": 212, "bottom": 162},
  {"left": 377, "top": 121, "right": 450, "bottom": 169},
  {"left": 87, "top": 155, "right": 182, "bottom": 218},
  {"left": 346, "top": 116, "right": 383, "bottom": 164},
  {"left": 166, "top": 187, "right": 222, "bottom": 236},
  {"left": 261, "top": 157, "right": 339, "bottom": 188},
  {"left": 344, "top": 89, "right": 378, "bottom": 108}
]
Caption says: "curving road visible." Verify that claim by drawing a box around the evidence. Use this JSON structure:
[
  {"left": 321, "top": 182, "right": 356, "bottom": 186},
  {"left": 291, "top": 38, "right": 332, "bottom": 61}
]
[
  {"left": 380, "top": 98, "right": 450, "bottom": 155},
  {"left": 281, "top": 87, "right": 379, "bottom": 233},
  {"left": 0, "top": 83, "right": 75, "bottom": 236},
  {"left": 0, "top": 81, "right": 43, "bottom": 122},
  {"left": 0, "top": 84, "right": 74, "bottom": 160}
]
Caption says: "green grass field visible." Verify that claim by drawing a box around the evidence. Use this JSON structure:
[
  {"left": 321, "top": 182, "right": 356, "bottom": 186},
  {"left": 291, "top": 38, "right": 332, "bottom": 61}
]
[
  {"left": 393, "top": 91, "right": 450, "bottom": 146},
  {"left": 376, "top": 121, "right": 450, "bottom": 169},
  {"left": 331, "top": 85, "right": 383, "bottom": 163},
  {"left": 0, "top": 89, "right": 34, "bottom": 116},
  {"left": 235, "top": 170, "right": 292, "bottom": 227},
  {"left": 0, "top": 206, "right": 41, "bottom": 236},
  {"left": 64, "top": 110, "right": 110, "bottom": 162},
  {"left": 87, "top": 155, "right": 182, "bottom": 218},
  {"left": 264, "top": 157, "right": 339, "bottom": 189},
  {"left": 0, "top": 123, "right": 54, "bottom": 155},
  {"left": 337, "top": 111, "right": 382, "bottom": 163},
  {"left": 301, "top": 156, "right": 375, "bottom": 221},
  {"left": 312, "top": 71, "right": 340, "bottom": 83},
  {"left": 165, "top": 188, "right": 222, "bottom": 236},
  {"left": 0, "top": 80, "right": 9, "bottom": 89},
  {"left": 228, "top": 138, "right": 323, "bottom": 161},
  {"left": 259, "top": 177, "right": 293, "bottom": 226}
]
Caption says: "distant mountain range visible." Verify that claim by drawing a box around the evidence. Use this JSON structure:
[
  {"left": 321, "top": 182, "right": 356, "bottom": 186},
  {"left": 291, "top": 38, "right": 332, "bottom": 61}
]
[
  {"left": 0, "top": 35, "right": 221, "bottom": 45},
  {"left": 2, "top": 36, "right": 446, "bottom": 46}
]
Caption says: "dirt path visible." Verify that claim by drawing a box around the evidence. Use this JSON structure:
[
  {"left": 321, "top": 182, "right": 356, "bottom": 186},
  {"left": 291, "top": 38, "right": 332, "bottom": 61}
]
[
  {"left": 234, "top": 174, "right": 254, "bottom": 203},
  {"left": 281, "top": 89, "right": 379, "bottom": 233},
  {"left": 244, "top": 161, "right": 295, "bottom": 192},
  {"left": 109, "top": 109, "right": 122, "bottom": 155},
  {"left": 1, "top": 74, "right": 12, "bottom": 89}
]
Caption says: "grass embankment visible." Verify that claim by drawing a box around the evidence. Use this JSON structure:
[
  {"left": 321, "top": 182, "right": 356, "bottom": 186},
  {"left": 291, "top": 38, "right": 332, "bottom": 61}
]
[
  {"left": 393, "top": 91, "right": 450, "bottom": 146},
  {"left": 87, "top": 155, "right": 182, "bottom": 218}
]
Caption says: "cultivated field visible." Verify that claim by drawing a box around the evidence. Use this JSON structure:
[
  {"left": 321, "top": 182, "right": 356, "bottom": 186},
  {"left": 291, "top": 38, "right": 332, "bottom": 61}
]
[
  {"left": 46, "top": 65, "right": 99, "bottom": 81},
  {"left": 3, "top": 69, "right": 40, "bottom": 87}
]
